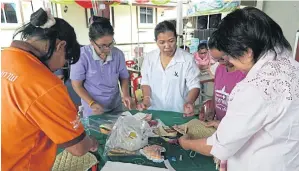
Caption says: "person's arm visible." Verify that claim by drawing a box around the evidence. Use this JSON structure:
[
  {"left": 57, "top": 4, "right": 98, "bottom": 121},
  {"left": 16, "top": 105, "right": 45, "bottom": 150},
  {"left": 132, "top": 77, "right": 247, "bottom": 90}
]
[
  {"left": 202, "top": 84, "right": 269, "bottom": 160},
  {"left": 26, "top": 84, "right": 97, "bottom": 156},
  {"left": 186, "top": 61, "right": 201, "bottom": 104},
  {"left": 137, "top": 55, "right": 152, "bottom": 110},
  {"left": 70, "top": 51, "right": 103, "bottom": 114},
  {"left": 70, "top": 52, "right": 94, "bottom": 105},
  {"left": 186, "top": 88, "right": 200, "bottom": 104},
  {"left": 179, "top": 137, "right": 212, "bottom": 156},
  {"left": 120, "top": 78, "right": 130, "bottom": 97},
  {"left": 118, "top": 51, "right": 130, "bottom": 98},
  {"left": 71, "top": 80, "right": 93, "bottom": 104}
]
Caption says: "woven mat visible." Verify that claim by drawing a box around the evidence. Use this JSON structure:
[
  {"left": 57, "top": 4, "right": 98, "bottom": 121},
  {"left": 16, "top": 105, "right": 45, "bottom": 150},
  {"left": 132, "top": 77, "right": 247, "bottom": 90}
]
[
  {"left": 173, "top": 119, "right": 216, "bottom": 139},
  {"left": 52, "top": 151, "right": 98, "bottom": 171}
]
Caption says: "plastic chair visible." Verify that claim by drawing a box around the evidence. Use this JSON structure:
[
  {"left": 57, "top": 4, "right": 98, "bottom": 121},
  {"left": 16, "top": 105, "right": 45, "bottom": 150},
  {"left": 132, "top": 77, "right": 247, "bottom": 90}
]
[
  {"left": 132, "top": 76, "right": 142, "bottom": 104},
  {"left": 125, "top": 60, "right": 136, "bottom": 68}
]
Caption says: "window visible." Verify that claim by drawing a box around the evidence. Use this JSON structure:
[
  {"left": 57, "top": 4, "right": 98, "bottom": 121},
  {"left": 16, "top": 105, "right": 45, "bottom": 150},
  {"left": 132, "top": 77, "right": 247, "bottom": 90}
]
[
  {"left": 138, "top": 7, "right": 156, "bottom": 28},
  {"left": 140, "top": 7, "right": 153, "bottom": 24},
  {"left": 1, "top": 2, "right": 18, "bottom": 24}
]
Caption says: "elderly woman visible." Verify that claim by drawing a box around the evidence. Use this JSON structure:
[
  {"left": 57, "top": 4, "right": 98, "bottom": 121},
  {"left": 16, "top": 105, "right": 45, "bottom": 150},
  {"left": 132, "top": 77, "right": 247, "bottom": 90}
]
[{"left": 179, "top": 7, "right": 299, "bottom": 171}]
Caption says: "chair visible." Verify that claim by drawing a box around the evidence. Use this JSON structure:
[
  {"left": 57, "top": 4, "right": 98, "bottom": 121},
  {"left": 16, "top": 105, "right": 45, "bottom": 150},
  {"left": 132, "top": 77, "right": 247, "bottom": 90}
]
[
  {"left": 125, "top": 60, "right": 136, "bottom": 68},
  {"left": 132, "top": 76, "right": 143, "bottom": 104}
]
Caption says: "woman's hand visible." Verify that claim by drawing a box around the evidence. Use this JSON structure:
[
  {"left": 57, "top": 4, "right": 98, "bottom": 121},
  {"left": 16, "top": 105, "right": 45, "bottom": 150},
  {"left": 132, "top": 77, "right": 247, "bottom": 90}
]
[
  {"left": 205, "top": 120, "right": 220, "bottom": 129},
  {"left": 90, "top": 102, "right": 104, "bottom": 115},
  {"left": 89, "top": 136, "right": 99, "bottom": 152},
  {"left": 136, "top": 98, "right": 151, "bottom": 111},
  {"left": 178, "top": 135, "right": 191, "bottom": 150},
  {"left": 122, "top": 96, "right": 132, "bottom": 110},
  {"left": 183, "top": 102, "right": 195, "bottom": 117}
]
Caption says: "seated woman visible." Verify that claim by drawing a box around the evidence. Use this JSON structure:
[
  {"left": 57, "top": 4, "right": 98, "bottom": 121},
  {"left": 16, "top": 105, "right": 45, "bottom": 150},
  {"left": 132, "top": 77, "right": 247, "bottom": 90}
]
[
  {"left": 194, "top": 41, "right": 218, "bottom": 77},
  {"left": 194, "top": 42, "right": 210, "bottom": 70},
  {"left": 179, "top": 7, "right": 299, "bottom": 171},
  {"left": 70, "top": 16, "right": 131, "bottom": 117},
  {"left": 137, "top": 21, "right": 200, "bottom": 116}
]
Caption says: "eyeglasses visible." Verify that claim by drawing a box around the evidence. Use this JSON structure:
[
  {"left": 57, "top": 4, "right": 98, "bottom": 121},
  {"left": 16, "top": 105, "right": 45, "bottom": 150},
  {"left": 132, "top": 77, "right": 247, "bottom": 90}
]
[{"left": 93, "top": 39, "right": 115, "bottom": 50}]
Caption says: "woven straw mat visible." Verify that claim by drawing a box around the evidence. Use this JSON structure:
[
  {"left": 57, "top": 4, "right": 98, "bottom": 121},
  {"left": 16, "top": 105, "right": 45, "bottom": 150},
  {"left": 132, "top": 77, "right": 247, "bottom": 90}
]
[
  {"left": 52, "top": 151, "right": 98, "bottom": 171},
  {"left": 174, "top": 119, "right": 216, "bottom": 139}
]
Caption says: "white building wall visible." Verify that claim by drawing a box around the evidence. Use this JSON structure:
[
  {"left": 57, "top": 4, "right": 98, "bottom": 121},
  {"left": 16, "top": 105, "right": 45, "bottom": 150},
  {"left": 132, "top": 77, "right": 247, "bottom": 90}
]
[{"left": 263, "top": 1, "right": 299, "bottom": 49}]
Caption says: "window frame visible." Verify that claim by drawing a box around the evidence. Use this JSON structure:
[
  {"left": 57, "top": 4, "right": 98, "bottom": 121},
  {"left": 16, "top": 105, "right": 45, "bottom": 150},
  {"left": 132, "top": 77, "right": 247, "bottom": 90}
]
[
  {"left": 137, "top": 6, "right": 156, "bottom": 29},
  {"left": 1, "top": 0, "right": 23, "bottom": 29}
]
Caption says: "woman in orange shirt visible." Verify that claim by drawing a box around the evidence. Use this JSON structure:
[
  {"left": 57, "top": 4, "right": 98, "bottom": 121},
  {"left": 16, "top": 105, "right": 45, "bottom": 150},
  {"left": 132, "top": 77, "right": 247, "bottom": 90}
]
[{"left": 1, "top": 8, "right": 98, "bottom": 171}]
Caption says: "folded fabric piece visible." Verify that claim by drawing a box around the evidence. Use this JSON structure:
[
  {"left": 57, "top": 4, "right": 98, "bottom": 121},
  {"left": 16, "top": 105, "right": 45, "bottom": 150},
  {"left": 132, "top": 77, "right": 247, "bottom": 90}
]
[
  {"left": 173, "top": 119, "right": 216, "bottom": 139},
  {"left": 140, "top": 145, "right": 166, "bottom": 163},
  {"left": 52, "top": 151, "right": 98, "bottom": 171},
  {"left": 153, "top": 126, "right": 177, "bottom": 137},
  {"left": 107, "top": 148, "right": 138, "bottom": 156}
]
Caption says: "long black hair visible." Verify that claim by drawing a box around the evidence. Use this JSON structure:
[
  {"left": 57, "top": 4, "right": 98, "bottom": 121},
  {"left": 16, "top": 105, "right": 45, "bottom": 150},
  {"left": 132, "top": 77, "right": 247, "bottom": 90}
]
[
  {"left": 89, "top": 16, "right": 114, "bottom": 41},
  {"left": 208, "top": 7, "right": 291, "bottom": 63},
  {"left": 13, "top": 8, "right": 80, "bottom": 65}
]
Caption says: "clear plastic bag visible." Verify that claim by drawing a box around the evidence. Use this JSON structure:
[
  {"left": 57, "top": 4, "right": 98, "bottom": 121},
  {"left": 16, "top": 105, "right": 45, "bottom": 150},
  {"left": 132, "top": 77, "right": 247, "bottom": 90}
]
[{"left": 104, "top": 115, "right": 152, "bottom": 156}]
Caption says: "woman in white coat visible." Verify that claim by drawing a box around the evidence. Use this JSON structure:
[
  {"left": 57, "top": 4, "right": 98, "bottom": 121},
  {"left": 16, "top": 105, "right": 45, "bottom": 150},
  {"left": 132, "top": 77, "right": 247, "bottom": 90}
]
[{"left": 137, "top": 21, "right": 200, "bottom": 116}]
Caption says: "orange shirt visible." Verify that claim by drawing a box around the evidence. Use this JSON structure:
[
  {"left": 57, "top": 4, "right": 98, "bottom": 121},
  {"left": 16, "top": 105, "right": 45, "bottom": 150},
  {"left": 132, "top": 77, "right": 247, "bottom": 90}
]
[{"left": 1, "top": 45, "right": 85, "bottom": 171}]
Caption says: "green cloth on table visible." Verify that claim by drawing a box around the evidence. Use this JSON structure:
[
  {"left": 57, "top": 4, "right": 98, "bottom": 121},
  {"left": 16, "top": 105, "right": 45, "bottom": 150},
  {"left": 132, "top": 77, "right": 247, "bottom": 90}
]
[{"left": 58, "top": 110, "right": 216, "bottom": 171}]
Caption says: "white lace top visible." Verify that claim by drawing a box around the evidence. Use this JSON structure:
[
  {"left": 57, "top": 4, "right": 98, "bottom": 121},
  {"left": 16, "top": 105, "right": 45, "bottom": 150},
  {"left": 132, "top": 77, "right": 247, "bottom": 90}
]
[{"left": 207, "top": 49, "right": 299, "bottom": 171}]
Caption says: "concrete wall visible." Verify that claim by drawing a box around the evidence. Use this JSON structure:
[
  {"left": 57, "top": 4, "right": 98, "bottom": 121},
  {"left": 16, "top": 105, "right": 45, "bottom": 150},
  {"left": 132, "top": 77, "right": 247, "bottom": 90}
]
[
  {"left": 263, "top": 1, "right": 299, "bottom": 49},
  {"left": 60, "top": 3, "right": 90, "bottom": 45},
  {"left": 58, "top": 4, "right": 175, "bottom": 60}
]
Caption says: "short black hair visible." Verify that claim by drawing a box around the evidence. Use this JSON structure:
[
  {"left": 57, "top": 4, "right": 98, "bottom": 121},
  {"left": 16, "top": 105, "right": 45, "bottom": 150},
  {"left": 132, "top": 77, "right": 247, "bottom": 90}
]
[
  {"left": 198, "top": 42, "right": 207, "bottom": 51},
  {"left": 89, "top": 16, "right": 114, "bottom": 41},
  {"left": 208, "top": 7, "right": 291, "bottom": 63},
  {"left": 14, "top": 8, "right": 80, "bottom": 65},
  {"left": 154, "top": 21, "right": 177, "bottom": 41}
]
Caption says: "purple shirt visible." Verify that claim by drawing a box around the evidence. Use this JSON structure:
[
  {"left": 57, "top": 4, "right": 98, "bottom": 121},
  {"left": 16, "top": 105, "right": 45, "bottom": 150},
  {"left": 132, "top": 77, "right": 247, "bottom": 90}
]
[
  {"left": 70, "top": 45, "right": 129, "bottom": 117},
  {"left": 214, "top": 64, "right": 246, "bottom": 121}
]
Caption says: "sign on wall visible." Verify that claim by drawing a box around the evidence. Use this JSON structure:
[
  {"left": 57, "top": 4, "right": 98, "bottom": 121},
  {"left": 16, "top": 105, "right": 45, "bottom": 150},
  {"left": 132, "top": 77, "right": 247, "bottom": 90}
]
[{"left": 187, "top": 0, "right": 241, "bottom": 16}]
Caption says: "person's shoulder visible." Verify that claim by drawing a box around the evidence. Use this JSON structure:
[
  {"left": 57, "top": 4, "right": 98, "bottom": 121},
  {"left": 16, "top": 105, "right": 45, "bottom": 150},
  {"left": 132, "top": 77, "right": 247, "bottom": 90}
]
[
  {"left": 80, "top": 45, "right": 92, "bottom": 57},
  {"left": 144, "top": 49, "right": 160, "bottom": 61},
  {"left": 244, "top": 54, "right": 299, "bottom": 101},
  {"left": 215, "top": 64, "right": 226, "bottom": 73},
  {"left": 111, "top": 47, "right": 125, "bottom": 58}
]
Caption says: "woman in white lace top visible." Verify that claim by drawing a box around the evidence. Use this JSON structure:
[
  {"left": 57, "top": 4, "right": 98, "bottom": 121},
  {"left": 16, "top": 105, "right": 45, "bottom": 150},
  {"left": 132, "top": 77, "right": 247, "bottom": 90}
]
[{"left": 179, "top": 7, "right": 299, "bottom": 171}]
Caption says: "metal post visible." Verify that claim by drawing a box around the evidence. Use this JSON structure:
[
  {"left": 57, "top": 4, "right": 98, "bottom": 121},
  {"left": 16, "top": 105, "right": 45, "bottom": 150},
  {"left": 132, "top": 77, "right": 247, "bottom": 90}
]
[{"left": 176, "top": 0, "right": 183, "bottom": 45}]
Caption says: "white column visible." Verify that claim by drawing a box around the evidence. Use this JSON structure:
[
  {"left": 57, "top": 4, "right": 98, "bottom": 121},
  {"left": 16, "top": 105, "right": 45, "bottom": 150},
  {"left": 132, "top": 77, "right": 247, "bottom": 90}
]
[{"left": 176, "top": 0, "right": 183, "bottom": 36}]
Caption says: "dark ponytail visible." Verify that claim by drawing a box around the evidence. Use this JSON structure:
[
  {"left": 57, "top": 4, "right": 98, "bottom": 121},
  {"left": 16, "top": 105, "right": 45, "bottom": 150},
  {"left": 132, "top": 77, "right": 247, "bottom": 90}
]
[
  {"left": 13, "top": 8, "right": 80, "bottom": 65},
  {"left": 89, "top": 16, "right": 114, "bottom": 41}
]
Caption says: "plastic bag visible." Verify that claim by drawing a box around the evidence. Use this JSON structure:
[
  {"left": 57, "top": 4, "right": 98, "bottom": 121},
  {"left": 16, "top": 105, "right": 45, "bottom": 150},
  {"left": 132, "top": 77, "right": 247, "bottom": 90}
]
[{"left": 104, "top": 115, "right": 152, "bottom": 155}]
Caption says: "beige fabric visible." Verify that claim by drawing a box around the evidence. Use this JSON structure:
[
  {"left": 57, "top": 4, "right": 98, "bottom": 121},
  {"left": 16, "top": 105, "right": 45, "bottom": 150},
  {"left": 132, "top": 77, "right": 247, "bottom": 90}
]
[
  {"left": 52, "top": 151, "right": 98, "bottom": 171},
  {"left": 173, "top": 119, "right": 216, "bottom": 139}
]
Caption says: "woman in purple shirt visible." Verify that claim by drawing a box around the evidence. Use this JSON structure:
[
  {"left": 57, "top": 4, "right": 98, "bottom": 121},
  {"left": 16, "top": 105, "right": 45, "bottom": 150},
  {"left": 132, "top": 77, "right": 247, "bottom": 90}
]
[{"left": 70, "top": 16, "right": 131, "bottom": 117}]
